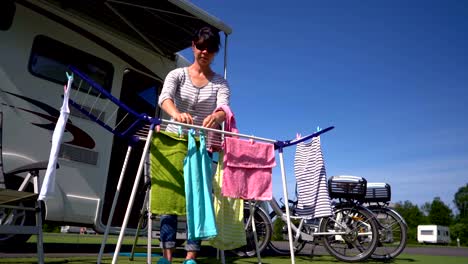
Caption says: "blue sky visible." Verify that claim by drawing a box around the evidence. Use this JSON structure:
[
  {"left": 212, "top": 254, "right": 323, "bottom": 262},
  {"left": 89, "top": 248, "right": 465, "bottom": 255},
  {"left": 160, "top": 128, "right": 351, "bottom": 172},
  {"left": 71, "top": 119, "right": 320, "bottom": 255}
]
[{"left": 182, "top": 0, "right": 468, "bottom": 210}]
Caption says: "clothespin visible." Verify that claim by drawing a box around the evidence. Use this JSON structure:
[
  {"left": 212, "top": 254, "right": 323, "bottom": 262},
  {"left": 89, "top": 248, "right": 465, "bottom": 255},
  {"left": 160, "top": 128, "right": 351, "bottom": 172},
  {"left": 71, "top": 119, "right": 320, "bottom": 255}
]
[
  {"left": 188, "top": 128, "right": 195, "bottom": 136},
  {"left": 64, "top": 72, "right": 74, "bottom": 92},
  {"left": 178, "top": 125, "right": 183, "bottom": 138},
  {"left": 66, "top": 71, "right": 74, "bottom": 82},
  {"left": 296, "top": 133, "right": 302, "bottom": 140},
  {"left": 316, "top": 126, "right": 322, "bottom": 140},
  {"left": 155, "top": 125, "right": 160, "bottom": 133}
]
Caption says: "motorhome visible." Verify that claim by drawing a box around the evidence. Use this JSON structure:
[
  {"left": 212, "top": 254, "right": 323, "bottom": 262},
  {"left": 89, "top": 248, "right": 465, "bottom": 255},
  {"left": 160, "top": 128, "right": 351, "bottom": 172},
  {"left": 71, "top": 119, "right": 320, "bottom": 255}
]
[
  {"left": 417, "top": 225, "right": 451, "bottom": 245},
  {"left": 0, "top": 0, "right": 231, "bottom": 245}
]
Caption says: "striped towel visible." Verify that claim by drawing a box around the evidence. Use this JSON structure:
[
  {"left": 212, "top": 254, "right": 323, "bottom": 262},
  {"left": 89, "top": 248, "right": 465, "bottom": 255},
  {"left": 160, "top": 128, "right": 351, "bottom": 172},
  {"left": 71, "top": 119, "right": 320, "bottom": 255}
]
[{"left": 294, "top": 136, "right": 333, "bottom": 218}]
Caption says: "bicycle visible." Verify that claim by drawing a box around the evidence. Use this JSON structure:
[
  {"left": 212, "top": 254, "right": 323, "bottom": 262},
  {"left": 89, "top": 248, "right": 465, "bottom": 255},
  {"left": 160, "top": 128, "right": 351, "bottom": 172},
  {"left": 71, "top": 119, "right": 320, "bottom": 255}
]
[
  {"left": 264, "top": 180, "right": 408, "bottom": 261},
  {"left": 233, "top": 201, "right": 272, "bottom": 257},
  {"left": 362, "top": 182, "right": 408, "bottom": 260},
  {"left": 250, "top": 175, "right": 380, "bottom": 262}
]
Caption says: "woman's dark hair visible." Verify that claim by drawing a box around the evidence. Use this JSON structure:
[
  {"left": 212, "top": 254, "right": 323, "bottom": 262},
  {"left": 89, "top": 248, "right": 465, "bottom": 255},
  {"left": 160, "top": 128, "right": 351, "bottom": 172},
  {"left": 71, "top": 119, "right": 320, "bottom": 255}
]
[{"left": 193, "top": 26, "right": 220, "bottom": 53}]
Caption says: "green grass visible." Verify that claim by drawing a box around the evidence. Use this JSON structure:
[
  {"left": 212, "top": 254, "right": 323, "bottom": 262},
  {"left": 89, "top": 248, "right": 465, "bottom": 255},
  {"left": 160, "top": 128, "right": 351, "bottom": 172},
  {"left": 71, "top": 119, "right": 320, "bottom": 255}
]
[
  {"left": 0, "top": 233, "right": 465, "bottom": 263},
  {"left": 27, "top": 232, "right": 139, "bottom": 245},
  {"left": 1, "top": 254, "right": 468, "bottom": 264}
]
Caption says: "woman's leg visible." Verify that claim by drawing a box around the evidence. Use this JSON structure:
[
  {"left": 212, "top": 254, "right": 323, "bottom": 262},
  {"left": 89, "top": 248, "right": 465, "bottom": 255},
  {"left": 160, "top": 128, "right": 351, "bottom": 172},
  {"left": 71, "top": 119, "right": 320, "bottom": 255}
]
[
  {"left": 160, "top": 215, "right": 178, "bottom": 261},
  {"left": 185, "top": 239, "right": 201, "bottom": 260}
]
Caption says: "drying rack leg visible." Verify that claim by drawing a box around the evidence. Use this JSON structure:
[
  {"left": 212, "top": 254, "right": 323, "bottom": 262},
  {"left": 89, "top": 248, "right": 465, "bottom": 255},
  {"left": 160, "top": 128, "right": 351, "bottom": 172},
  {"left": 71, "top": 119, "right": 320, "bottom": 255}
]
[
  {"left": 278, "top": 148, "right": 296, "bottom": 264},
  {"left": 112, "top": 127, "right": 155, "bottom": 264},
  {"left": 129, "top": 174, "right": 151, "bottom": 261},
  {"left": 97, "top": 145, "right": 133, "bottom": 264},
  {"left": 36, "top": 201, "right": 45, "bottom": 264},
  {"left": 145, "top": 153, "right": 152, "bottom": 264},
  {"left": 248, "top": 201, "right": 262, "bottom": 264}
]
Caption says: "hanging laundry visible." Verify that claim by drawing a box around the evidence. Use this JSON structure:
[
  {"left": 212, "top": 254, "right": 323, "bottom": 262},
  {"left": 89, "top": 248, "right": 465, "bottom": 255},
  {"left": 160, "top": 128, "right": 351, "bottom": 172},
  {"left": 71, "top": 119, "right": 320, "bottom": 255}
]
[
  {"left": 184, "top": 130, "right": 217, "bottom": 240},
  {"left": 150, "top": 131, "right": 188, "bottom": 215},
  {"left": 208, "top": 105, "right": 245, "bottom": 249},
  {"left": 222, "top": 137, "right": 275, "bottom": 200},
  {"left": 294, "top": 136, "right": 333, "bottom": 218},
  {"left": 207, "top": 104, "right": 239, "bottom": 152},
  {"left": 215, "top": 105, "right": 239, "bottom": 134},
  {"left": 210, "top": 152, "right": 246, "bottom": 250},
  {"left": 39, "top": 75, "right": 73, "bottom": 201}
]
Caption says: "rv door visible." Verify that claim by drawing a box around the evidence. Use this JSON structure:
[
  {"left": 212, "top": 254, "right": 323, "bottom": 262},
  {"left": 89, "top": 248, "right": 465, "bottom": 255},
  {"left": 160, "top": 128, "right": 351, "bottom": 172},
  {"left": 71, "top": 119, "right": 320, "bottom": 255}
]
[{"left": 96, "top": 68, "right": 163, "bottom": 233}]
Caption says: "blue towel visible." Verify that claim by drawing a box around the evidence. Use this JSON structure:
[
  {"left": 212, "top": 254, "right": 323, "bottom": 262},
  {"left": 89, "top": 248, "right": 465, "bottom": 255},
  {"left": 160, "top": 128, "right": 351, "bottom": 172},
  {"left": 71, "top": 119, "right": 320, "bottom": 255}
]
[{"left": 184, "top": 130, "right": 217, "bottom": 240}]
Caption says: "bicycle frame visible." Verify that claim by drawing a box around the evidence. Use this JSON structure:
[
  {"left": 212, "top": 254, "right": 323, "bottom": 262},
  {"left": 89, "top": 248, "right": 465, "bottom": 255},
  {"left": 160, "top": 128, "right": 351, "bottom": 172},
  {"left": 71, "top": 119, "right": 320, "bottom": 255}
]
[
  {"left": 330, "top": 200, "right": 377, "bottom": 235},
  {"left": 262, "top": 195, "right": 381, "bottom": 262},
  {"left": 268, "top": 198, "right": 374, "bottom": 240},
  {"left": 263, "top": 185, "right": 407, "bottom": 261},
  {"left": 268, "top": 198, "right": 316, "bottom": 242}
]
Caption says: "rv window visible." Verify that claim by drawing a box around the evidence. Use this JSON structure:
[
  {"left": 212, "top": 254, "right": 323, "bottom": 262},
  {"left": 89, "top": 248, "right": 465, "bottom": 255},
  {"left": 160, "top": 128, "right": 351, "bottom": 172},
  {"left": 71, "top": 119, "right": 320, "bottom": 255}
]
[
  {"left": 0, "top": 0, "right": 15, "bottom": 31},
  {"left": 120, "top": 69, "right": 162, "bottom": 116},
  {"left": 420, "top": 230, "right": 433, "bottom": 235},
  {"left": 28, "top": 35, "right": 113, "bottom": 95}
]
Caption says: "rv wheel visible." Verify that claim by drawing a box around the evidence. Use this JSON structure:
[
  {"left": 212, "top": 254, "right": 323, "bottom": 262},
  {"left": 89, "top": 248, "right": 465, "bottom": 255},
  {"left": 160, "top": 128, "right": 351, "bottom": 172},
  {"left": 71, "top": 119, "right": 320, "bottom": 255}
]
[{"left": 0, "top": 175, "right": 36, "bottom": 246}]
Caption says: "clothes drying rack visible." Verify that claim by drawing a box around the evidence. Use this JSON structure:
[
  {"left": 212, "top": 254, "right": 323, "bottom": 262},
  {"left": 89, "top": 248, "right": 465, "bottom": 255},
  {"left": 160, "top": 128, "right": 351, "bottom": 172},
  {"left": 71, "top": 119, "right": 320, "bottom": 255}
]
[{"left": 67, "top": 66, "right": 334, "bottom": 264}]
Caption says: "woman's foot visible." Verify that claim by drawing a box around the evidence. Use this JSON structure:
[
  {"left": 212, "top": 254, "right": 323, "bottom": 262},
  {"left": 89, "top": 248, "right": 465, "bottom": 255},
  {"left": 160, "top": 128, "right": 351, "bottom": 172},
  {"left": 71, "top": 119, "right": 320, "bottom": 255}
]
[{"left": 156, "top": 257, "right": 171, "bottom": 264}]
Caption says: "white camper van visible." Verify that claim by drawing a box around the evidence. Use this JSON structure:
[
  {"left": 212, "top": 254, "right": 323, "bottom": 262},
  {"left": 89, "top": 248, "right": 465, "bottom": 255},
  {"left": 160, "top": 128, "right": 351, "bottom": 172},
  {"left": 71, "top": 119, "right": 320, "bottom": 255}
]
[
  {"left": 0, "top": 0, "right": 231, "bottom": 245},
  {"left": 417, "top": 225, "right": 451, "bottom": 245}
]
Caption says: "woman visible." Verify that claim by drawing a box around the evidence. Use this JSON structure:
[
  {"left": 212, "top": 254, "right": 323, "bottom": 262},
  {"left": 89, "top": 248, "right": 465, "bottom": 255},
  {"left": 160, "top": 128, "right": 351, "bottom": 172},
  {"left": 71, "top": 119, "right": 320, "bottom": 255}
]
[{"left": 156, "top": 26, "right": 230, "bottom": 264}]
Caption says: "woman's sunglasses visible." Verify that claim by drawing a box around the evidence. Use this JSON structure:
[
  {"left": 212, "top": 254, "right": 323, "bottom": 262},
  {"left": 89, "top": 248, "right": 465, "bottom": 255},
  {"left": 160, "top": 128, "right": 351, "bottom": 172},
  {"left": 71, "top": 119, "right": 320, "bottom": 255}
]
[{"left": 194, "top": 42, "right": 218, "bottom": 53}]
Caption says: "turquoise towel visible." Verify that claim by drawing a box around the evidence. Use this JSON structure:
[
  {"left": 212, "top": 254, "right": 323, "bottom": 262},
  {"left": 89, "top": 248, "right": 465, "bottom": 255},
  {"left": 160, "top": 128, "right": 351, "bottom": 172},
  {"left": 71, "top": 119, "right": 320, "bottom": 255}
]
[{"left": 184, "top": 130, "right": 217, "bottom": 240}]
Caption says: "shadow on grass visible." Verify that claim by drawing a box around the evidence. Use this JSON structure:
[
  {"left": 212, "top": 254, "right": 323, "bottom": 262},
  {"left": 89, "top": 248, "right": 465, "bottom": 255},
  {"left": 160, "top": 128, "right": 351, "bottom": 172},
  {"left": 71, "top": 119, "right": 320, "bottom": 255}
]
[
  {"left": 0, "top": 257, "right": 96, "bottom": 264},
  {"left": 0, "top": 242, "right": 135, "bottom": 254},
  {"left": 0, "top": 241, "right": 432, "bottom": 264},
  {"left": 393, "top": 258, "right": 417, "bottom": 262}
]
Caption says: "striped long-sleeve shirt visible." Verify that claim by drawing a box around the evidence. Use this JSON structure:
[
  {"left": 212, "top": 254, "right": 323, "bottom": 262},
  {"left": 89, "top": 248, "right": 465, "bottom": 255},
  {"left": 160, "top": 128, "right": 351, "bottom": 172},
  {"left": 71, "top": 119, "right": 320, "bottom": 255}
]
[{"left": 158, "top": 67, "right": 230, "bottom": 133}]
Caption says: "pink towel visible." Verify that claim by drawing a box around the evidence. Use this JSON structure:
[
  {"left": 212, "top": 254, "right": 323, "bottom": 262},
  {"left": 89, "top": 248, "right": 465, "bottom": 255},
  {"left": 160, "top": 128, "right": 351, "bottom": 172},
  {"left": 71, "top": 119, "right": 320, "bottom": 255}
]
[
  {"left": 216, "top": 105, "right": 238, "bottom": 134},
  {"left": 207, "top": 105, "right": 238, "bottom": 152},
  {"left": 222, "top": 137, "right": 275, "bottom": 200}
]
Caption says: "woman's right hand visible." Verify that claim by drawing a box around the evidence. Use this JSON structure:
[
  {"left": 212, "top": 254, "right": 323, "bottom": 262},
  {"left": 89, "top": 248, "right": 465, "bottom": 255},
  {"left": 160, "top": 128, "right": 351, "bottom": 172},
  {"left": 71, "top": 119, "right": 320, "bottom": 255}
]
[{"left": 173, "top": 112, "right": 194, "bottom": 124}]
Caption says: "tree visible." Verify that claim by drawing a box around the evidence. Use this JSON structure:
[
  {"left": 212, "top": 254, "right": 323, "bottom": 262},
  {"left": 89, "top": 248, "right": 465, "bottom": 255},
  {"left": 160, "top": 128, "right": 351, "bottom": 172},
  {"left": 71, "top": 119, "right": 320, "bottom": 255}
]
[
  {"left": 450, "top": 221, "right": 468, "bottom": 246},
  {"left": 421, "top": 202, "right": 431, "bottom": 216},
  {"left": 42, "top": 223, "right": 61, "bottom": 233},
  {"left": 272, "top": 217, "right": 285, "bottom": 241},
  {"left": 453, "top": 183, "right": 468, "bottom": 220},
  {"left": 394, "top": 200, "right": 427, "bottom": 243},
  {"left": 394, "top": 200, "right": 427, "bottom": 228},
  {"left": 427, "top": 197, "right": 453, "bottom": 226},
  {"left": 451, "top": 184, "right": 468, "bottom": 246}
]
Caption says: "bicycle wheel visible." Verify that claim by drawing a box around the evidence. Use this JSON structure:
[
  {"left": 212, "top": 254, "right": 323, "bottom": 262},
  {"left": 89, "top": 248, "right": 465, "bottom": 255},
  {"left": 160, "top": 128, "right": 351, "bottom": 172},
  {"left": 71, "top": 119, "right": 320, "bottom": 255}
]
[
  {"left": 234, "top": 204, "right": 272, "bottom": 257},
  {"left": 319, "top": 205, "right": 379, "bottom": 262},
  {"left": 368, "top": 206, "right": 407, "bottom": 259},
  {"left": 268, "top": 214, "right": 308, "bottom": 254}
]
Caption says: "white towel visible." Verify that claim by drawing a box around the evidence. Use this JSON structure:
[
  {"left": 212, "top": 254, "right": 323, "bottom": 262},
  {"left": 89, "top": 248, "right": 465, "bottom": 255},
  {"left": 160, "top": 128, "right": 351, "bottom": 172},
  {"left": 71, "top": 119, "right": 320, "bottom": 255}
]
[{"left": 39, "top": 75, "right": 72, "bottom": 200}]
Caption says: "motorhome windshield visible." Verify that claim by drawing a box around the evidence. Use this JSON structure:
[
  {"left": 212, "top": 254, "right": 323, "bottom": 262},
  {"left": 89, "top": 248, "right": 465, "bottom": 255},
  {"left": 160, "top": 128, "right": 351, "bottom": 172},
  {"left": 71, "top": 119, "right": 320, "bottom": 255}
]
[{"left": 28, "top": 35, "right": 114, "bottom": 96}]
